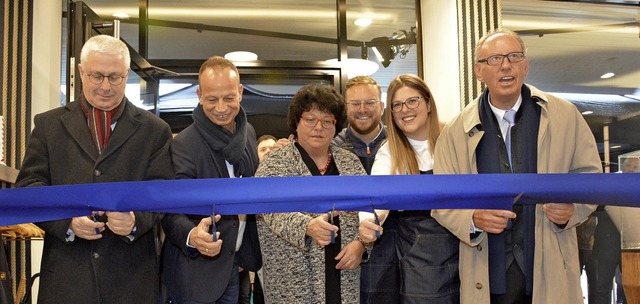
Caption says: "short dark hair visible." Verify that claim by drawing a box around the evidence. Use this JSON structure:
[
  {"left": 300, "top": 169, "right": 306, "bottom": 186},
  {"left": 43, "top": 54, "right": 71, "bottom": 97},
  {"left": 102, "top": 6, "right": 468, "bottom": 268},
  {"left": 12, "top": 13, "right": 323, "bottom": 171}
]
[
  {"left": 257, "top": 134, "right": 276, "bottom": 145},
  {"left": 287, "top": 83, "right": 346, "bottom": 137}
]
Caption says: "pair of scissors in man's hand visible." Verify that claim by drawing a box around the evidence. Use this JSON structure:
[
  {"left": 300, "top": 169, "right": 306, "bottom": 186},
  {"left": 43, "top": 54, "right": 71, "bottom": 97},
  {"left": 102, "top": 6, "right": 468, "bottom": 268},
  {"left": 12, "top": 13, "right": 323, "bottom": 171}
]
[
  {"left": 90, "top": 211, "right": 102, "bottom": 234},
  {"left": 209, "top": 204, "right": 218, "bottom": 242}
]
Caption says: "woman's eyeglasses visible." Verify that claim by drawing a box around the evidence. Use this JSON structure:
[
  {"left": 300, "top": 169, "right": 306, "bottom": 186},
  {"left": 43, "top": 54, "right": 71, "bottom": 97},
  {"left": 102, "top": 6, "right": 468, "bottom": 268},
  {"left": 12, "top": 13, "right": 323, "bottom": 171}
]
[
  {"left": 390, "top": 96, "right": 427, "bottom": 113},
  {"left": 300, "top": 115, "right": 336, "bottom": 129}
]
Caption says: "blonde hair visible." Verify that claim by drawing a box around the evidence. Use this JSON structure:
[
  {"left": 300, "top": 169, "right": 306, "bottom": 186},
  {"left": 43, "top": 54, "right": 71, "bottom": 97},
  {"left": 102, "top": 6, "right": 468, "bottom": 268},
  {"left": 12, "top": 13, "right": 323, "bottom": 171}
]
[{"left": 385, "top": 74, "right": 440, "bottom": 175}]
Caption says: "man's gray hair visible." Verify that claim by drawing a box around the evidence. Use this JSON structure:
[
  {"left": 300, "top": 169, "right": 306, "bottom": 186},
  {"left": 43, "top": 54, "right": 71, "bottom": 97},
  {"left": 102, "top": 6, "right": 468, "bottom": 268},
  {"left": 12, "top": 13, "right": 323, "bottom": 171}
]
[
  {"left": 474, "top": 29, "right": 526, "bottom": 62},
  {"left": 80, "top": 35, "right": 131, "bottom": 69}
]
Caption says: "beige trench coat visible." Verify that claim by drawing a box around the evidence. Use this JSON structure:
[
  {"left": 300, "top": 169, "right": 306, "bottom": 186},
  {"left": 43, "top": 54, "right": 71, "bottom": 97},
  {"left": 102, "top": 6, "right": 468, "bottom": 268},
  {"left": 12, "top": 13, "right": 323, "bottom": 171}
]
[{"left": 432, "top": 84, "right": 602, "bottom": 304}]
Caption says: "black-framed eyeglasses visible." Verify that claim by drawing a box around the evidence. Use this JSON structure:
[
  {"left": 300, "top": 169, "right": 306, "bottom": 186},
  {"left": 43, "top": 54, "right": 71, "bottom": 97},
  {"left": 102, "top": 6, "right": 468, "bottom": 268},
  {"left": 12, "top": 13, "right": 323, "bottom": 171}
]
[
  {"left": 347, "top": 99, "right": 380, "bottom": 110},
  {"left": 300, "top": 115, "right": 336, "bottom": 129},
  {"left": 390, "top": 96, "right": 427, "bottom": 113},
  {"left": 477, "top": 52, "right": 526, "bottom": 66},
  {"left": 86, "top": 72, "right": 128, "bottom": 85}
]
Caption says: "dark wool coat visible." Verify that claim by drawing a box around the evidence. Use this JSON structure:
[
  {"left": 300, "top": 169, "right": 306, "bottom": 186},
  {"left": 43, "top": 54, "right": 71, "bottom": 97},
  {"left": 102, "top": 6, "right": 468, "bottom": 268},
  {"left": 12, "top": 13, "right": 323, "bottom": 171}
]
[
  {"left": 16, "top": 99, "right": 174, "bottom": 304},
  {"left": 160, "top": 122, "right": 262, "bottom": 303}
]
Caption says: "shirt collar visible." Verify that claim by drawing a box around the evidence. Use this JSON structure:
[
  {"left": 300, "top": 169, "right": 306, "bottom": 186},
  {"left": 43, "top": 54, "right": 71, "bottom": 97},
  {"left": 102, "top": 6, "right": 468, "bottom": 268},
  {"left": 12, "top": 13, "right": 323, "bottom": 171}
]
[{"left": 489, "top": 95, "right": 523, "bottom": 122}]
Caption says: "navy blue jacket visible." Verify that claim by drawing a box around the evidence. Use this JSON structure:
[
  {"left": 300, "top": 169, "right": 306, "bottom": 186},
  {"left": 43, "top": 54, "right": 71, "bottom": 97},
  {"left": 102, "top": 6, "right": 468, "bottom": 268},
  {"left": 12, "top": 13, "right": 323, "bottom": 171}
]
[{"left": 161, "top": 121, "right": 261, "bottom": 303}]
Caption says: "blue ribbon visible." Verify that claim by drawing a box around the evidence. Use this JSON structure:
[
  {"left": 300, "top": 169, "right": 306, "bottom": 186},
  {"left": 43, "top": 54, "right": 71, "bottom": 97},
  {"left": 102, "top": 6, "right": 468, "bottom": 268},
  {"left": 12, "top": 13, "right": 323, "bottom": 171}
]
[{"left": 1, "top": 173, "right": 638, "bottom": 226}]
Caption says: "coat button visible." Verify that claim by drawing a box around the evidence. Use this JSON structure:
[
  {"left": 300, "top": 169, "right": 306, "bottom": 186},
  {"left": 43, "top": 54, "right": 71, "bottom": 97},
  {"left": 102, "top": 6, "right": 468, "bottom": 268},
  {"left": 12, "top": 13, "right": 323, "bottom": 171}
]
[
  {"left": 94, "top": 170, "right": 102, "bottom": 176},
  {"left": 229, "top": 250, "right": 234, "bottom": 256},
  {"left": 476, "top": 283, "right": 483, "bottom": 290},
  {"left": 476, "top": 245, "right": 482, "bottom": 251},
  {"left": 468, "top": 131, "right": 474, "bottom": 137},
  {"left": 93, "top": 252, "right": 100, "bottom": 259}
]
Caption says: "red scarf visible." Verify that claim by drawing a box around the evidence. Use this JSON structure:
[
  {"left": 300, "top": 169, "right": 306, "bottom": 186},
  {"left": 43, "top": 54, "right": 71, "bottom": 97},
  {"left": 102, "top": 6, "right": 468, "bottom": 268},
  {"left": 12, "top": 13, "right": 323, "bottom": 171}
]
[{"left": 80, "top": 97, "right": 125, "bottom": 154}]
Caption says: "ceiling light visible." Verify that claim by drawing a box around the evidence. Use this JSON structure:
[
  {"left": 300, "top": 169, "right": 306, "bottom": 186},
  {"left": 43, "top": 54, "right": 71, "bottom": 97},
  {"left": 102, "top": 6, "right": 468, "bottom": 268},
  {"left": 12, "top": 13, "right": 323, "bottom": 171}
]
[
  {"left": 601, "top": 57, "right": 616, "bottom": 79},
  {"left": 112, "top": 12, "right": 129, "bottom": 19},
  {"left": 369, "top": 27, "right": 416, "bottom": 68},
  {"left": 354, "top": 18, "right": 372, "bottom": 27},
  {"left": 371, "top": 38, "right": 393, "bottom": 68},
  {"left": 600, "top": 72, "right": 615, "bottom": 79},
  {"left": 581, "top": 110, "right": 594, "bottom": 115},
  {"left": 224, "top": 51, "right": 258, "bottom": 61},
  {"left": 325, "top": 58, "right": 379, "bottom": 78}
]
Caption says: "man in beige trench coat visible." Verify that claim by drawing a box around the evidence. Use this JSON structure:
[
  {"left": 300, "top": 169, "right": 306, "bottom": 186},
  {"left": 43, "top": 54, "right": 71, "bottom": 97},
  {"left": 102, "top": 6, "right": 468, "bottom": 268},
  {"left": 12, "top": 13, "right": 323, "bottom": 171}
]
[{"left": 432, "top": 29, "right": 602, "bottom": 304}]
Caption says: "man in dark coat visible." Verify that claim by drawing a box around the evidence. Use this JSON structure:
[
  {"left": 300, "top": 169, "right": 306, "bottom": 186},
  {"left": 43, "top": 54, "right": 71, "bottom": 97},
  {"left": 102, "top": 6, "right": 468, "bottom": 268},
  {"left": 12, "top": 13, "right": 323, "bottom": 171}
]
[
  {"left": 160, "top": 56, "right": 261, "bottom": 304},
  {"left": 15, "top": 35, "right": 174, "bottom": 304}
]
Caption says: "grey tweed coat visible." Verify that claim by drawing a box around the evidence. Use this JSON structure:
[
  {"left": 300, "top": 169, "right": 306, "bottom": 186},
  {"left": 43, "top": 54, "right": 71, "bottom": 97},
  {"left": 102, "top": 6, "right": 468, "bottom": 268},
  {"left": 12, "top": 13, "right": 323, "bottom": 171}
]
[{"left": 255, "top": 142, "right": 366, "bottom": 304}]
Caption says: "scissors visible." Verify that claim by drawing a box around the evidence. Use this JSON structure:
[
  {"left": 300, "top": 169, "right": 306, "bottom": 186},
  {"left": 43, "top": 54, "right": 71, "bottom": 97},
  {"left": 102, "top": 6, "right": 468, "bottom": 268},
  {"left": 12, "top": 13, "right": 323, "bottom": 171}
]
[
  {"left": 370, "top": 202, "right": 381, "bottom": 239},
  {"left": 506, "top": 193, "right": 524, "bottom": 230},
  {"left": 210, "top": 204, "right": 217, "bottom": 242},
  {"left": 90, "top": 211, "right": 101, "bottom": 234},
  {"left": 329, "top": 204, "right": 336, "bottom": 244}
]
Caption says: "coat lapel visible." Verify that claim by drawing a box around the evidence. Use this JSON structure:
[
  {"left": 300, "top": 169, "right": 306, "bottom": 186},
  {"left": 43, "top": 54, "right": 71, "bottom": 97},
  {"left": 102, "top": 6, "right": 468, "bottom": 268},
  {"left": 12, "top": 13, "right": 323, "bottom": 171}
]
[
  {"left": 60, "top": 102, "right": 99, "bottom": 161},
  {"left": 99, "top": 100, "right": 142, "bottom": 162}
]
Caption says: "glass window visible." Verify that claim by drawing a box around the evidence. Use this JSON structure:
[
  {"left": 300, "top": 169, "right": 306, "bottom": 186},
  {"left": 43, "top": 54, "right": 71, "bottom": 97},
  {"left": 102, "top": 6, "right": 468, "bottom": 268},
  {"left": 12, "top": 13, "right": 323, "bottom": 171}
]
[
  {"left": 72, "top": 0, "right": 421, "bottom": 135},
  {"left": 503, "top": 0, "right": 640, "bottom": 163}
]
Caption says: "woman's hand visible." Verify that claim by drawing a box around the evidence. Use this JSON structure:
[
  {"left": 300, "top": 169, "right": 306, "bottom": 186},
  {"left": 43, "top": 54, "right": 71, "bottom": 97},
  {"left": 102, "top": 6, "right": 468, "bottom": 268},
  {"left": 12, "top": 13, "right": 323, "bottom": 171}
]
[
  {"left": 358, "top": 212, "right": 386, "bottom": 243},
  {"left": 335, "top": 240, "right": 365, "bottom": 270},
  {"left": 306, "top": 213, "right": 339, "bottom": 247}
]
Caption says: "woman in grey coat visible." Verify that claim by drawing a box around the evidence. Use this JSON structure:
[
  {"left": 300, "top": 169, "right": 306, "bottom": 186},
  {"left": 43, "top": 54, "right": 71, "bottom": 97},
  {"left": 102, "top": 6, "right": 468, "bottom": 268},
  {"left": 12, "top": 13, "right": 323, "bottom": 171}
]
[{"left": 255, "top": 83, "right": 367, "bottom": 304}]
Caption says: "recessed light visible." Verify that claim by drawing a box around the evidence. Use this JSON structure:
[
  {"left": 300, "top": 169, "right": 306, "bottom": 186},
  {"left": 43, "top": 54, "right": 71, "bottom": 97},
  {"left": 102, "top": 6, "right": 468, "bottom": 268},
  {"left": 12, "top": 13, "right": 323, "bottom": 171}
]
[
  {"left": 354, "top": 18, "right": 372, "bottom": 27},
  {"left": 600, "top": 72, "right": 615, "bottom": 79},
  {"left": 581, "top": 110, "right": 593, "bottom": 115},
  {"left": 224, "top": 51, "right": 258, "bottom": 61}
]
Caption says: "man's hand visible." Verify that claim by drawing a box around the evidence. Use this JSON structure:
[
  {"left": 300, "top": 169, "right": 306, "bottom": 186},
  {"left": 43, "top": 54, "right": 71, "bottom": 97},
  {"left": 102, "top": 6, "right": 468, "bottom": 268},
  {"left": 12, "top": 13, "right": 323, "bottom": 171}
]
[
  {"left": 543, "top": 203, "right": 575, "bottom": 225},
  {"left": 105, "top": 211, "right": 136, "bottom": 236},
  {"left": 306, "top": 213, "right": 339, "bottom": 247},
  {"left": 188, "top": 215, "right": 222, "bottom": 257},
  {"left": 472, "top": 209, "right": 516, "bottom": 234},
  {"left": 335, "top": 240, "right": 364, "bottom": 270},
  {"left": 70, "top": 214, "right": 105, "bottom": 240},
  {"left": 272, "top": 134, "right": 293, "bottom": 150}
]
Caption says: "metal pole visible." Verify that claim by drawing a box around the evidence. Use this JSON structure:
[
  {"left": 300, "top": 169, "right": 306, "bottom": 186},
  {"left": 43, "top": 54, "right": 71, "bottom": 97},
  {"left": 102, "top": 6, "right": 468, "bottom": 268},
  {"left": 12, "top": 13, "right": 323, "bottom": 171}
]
[
  {"left": 604, "top": 124, "right": 610, "bottom": 173},
  {"left": 113, "top": 19, "right": 120, "bottom": 39}
]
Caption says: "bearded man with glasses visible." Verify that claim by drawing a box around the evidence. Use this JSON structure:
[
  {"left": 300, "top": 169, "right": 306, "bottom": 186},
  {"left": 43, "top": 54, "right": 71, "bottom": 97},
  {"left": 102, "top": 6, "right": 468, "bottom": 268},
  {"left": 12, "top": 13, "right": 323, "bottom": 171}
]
[
  {"left": 432, "top": 29, "right": 601, "bottom": 304},
  {"left": 332, "top": 76, "right": 399, "bottom": 304},
  {"left": 332, "top": 76, "right": 387, "bottom": 175}
]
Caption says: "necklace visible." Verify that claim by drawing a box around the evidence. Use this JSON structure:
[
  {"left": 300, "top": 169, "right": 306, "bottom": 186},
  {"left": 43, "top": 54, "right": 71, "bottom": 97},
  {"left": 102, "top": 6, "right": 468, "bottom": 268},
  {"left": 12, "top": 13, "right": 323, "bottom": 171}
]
[{"left": 318, "top": 149, "right": 332, "bottom": 174}]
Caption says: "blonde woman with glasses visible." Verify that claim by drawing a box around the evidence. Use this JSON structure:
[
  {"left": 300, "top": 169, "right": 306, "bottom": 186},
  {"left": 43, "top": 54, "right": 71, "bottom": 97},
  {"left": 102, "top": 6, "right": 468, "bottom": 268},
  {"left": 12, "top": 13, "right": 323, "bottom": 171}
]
[{"left": 359, "top": 74, "right": 460, "bottom": 304}]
